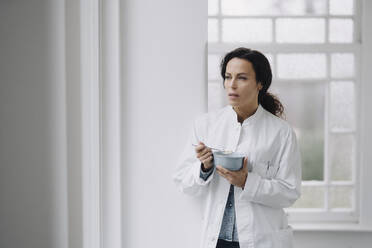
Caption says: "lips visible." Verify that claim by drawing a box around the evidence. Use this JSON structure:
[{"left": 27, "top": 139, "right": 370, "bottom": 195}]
[{"left": 229, "top": 93, "right": 239, "bottom": 97}]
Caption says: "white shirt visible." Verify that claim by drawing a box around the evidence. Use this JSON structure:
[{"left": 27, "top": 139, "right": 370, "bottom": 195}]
[{"left": 172, "top": 104, "right": 302, "bottom": 248}]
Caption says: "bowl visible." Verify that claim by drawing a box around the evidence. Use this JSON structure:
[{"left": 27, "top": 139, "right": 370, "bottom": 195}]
[{"left": 212, "top": 151, "right": 245, "bottom": 171}]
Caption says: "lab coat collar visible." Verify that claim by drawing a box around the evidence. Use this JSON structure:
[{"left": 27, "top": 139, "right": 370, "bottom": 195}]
[{"left": 227, "top": 103, "right": 264, "bottom": 126}]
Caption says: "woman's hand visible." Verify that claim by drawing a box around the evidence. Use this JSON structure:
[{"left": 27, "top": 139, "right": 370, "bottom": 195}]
[
  {"left": 216, "top": 157, "right": 248, "bottom": 189},
  {"left": 195, "top": 142, "right": 214, "bottom": 171}
]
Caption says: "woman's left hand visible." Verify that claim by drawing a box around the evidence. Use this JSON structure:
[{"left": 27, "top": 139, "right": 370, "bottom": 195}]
[{"left": 216, "top": 157, "right": 248, "bottom": 189}]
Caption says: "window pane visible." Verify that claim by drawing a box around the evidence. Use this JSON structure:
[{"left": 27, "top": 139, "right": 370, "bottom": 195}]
[
  {"left": 264, "top": 53, "right": 274, "bottom": 76},
  {"left": 276, "top": 18, "right": 325, "bottom": 43},
  {"left": 329, "top": 19, "right": 353, "bottom": 43},
  {"left": 277, "top": 53, "right": 326, "bottom": 79},
  {"left": 330, "top": 0, "right": 354, "bottom": 15},
  {"left": 329, "top": 186, "right": 353, "bottom": 209},
  {"left": 331, "top": 53, "right": 355, "bottom": 78},
  {"left": 270, "top": 82, "right": 325, "bottom": 181},
  {"left": 330, "top": 81, "right": 355, "bottom": 131},
  {"left": 222, "top": 19, "right": 272, "bottom": 43},
  {"left": 329, "top": 134, "right": 354, "bottom": 181},
  {"left": 292, "top": 186, "right": 324, "bottom": 208},
  {"left": 208, "top": 82, "right": 225, "bottom": 111},
  {"left": 208, "top": 0, "right": 219, "bottom": 16},
  {"left": 221, "top": 0, "right": 326, "bottom": 16},
  {"left": 208, "top": 19, "right": 219, "bottom": 43},
  {"left": 208, "top": 54, "right": 222, "bottom": 80}
]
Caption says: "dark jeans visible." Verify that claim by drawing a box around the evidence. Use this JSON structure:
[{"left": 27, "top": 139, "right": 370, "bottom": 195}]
[{"left": 216, "top": 239, "right": 240, "bottom": 248}]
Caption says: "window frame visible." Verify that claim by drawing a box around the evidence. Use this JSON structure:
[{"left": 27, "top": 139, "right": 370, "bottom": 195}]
[{"left": 207, "top": 0, "right": 372, "bottom": 230}]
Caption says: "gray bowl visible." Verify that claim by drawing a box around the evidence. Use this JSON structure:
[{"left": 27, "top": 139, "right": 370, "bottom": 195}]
[{"left": 212, "top": 151, "right": 245, "bottom": 171}]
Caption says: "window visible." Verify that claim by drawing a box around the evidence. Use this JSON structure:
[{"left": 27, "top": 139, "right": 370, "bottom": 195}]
[{"left": 208, "top": 0, "right": 361, "bottom": 225}]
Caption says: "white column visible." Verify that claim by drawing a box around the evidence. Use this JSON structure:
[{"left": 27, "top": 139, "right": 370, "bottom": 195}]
[
  {"left": 80, "top": 0, "right": 101, "bottom": 247},
  {"left": 48, "top": 0, "right": 68, "bottom": 247},
  {"left": 120, "top": 0, "right": 207, "bottom": 247},
  {"left": 101, "top": 0, "right": 122, "bottom": 248},
  {"left": 359, "top": 0, "right": 372, "bottom": 229},
  {"left": 65, "top": 1, "right": 83, "bottom": 247}
]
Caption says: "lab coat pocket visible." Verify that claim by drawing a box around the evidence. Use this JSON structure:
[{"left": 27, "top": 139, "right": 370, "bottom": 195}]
[
  {"left": 254, "top": 226, "right": 293, "bottom": 248},
  {"left": 277, "top": 226, "right": 294, "bottom": 248},
  {"left": 253, "top": 160, "right": 278, "bottom": 179}
]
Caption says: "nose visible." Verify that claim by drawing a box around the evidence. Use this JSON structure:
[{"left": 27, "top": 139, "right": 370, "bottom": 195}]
[
  {"left": 230, "top": 77, "right": 238, "bottom": 88},
  {"left": 224, "top": 76, "right": 238, "bottom": 89}
]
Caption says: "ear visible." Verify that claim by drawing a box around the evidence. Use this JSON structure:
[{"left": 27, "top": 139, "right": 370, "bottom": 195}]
[{"left": 258, "top": 82, "right": 263, "bottom": 90}]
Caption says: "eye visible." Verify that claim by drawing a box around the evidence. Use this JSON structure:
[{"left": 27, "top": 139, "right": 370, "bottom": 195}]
[
  {"left": 225, "top": 75, "right": 231, "bottom": 79},
  {"left": 239, "top": 77, "right": 247, "bottom": 80}
]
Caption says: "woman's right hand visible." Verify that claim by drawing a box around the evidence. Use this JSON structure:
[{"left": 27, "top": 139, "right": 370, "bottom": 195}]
[{"left": 195, "top": 142, "right": 214, "bottom": 171}]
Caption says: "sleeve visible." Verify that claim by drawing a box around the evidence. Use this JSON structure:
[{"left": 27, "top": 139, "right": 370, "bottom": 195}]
[
  {"left": 172, "top": 117, "right": 215, "bottom": 197},
  {"left": 238, "top": 127, "right": 302, "bottom": 208}
]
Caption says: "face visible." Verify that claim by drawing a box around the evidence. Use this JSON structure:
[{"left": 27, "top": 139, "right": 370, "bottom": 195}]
[{"left": 224, "top": 57, "right": 262, "bottom": 109}]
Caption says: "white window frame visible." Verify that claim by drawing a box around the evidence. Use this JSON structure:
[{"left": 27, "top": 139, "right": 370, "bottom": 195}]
[{"left": 207, "top": 0, "right": 372, "bottom": 231}]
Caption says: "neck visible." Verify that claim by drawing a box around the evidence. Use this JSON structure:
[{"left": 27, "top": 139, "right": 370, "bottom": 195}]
[{"left": 233, "top": 103, "right": 259, "bottom": 124}]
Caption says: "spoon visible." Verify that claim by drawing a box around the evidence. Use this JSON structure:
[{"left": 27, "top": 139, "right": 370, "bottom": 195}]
[{"left": 192, "top": 143, "right": 233, "bottom": 154}]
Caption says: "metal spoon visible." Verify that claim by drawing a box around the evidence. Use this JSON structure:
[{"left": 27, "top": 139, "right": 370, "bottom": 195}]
[{"left": 192, "top": 143, "right": 233, "bottom": 154}]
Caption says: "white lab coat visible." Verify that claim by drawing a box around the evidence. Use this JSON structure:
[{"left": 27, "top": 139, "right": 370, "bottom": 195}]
[{"left": 172, "top": 104, "right": 302, "bottom": 248}]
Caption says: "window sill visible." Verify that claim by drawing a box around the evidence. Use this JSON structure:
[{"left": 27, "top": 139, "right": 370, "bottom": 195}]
[{"left": 291, "top": 223, "right": 372, "bottom": 232}]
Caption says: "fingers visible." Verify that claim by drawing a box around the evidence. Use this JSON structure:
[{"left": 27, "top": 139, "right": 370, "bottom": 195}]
[
  {"left": 201, "top": 154, "right": 214, "bottom": 165},
  {"left": 197, "top": 149, "right": 212, "bottom": 160},
  {"left": 195, "top": 142, "right": 213, "bottom": 165},
  {"left": 199, "top": 148, "right": 211, "bottom": 158},
  {"left": 199, "top": 150, "right": 212, "bottom": 160},
  {"left": 216, "top": 168, "right": 232, "bottom": 183},
  {"left": 216, "top": 165, "right": 230, "bottom": 175},
  {"left": 216, "top": 165, "right": 232, "bottom": 180},
  {"left": 216, "top": 157, "right": 249, "bottom": 188},
  {"left": 195, "top": 142, "right": 212, "bottom": 158},
  {"left": 217, "top": 162, "right": 245, "bottom": 176},
  {"left": 240, "top": 157, "right": 248, "bottom": 171},
  {"left": 194, "top": 142, "right": 206, "bottom": 152}
]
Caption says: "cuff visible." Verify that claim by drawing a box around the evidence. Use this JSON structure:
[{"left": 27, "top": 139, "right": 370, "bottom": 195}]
[
  {"left": 200, "top": 164, "right": 214, "bottom": 181},
  {"left": 195, "top": 162, "right": 214, "bottom": 185}
]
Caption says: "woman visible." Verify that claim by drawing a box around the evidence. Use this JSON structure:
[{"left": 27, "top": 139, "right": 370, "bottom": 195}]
[{"left": 173, "top": 47, "right": 302, "bottom": 248}]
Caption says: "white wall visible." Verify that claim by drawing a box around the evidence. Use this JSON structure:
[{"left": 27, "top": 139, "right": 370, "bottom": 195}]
[
  {"left": 0, "top": 1, "right": 67, "bottom": 248},
  {"left": 120, "top": 0, "right": 207, "bottom": 247},
  {"left": 294, "top": 231, "right": 372, "bottom": 248}
]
